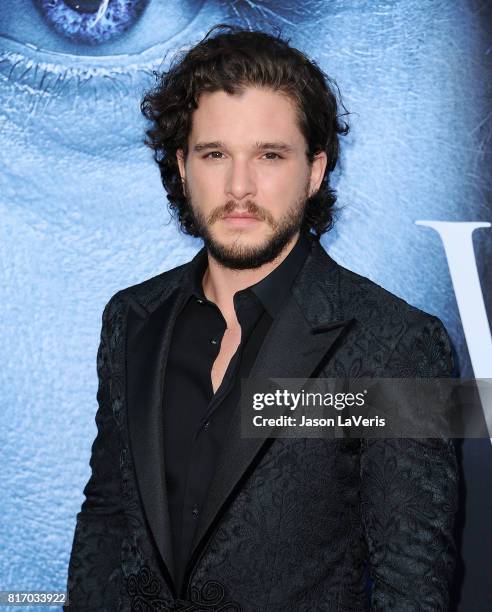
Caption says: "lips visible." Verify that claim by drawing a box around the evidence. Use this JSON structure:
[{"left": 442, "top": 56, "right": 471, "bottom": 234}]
[{"left": 222, "top": 212, "right": 261, "bottom": 220}]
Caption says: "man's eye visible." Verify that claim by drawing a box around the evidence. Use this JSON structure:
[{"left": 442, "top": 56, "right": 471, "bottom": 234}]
[{"left": 203, "top": 152, "right": 282, "bottom": 160}]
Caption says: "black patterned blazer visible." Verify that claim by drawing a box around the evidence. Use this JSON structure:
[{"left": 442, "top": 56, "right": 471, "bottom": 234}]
[{"left": 65, "top": 237, "right": 458, "bottom": 611}]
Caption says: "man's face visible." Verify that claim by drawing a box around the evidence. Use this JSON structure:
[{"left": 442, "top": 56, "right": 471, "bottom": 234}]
[{"left": 177, "top": 86, "right": 327, "bottom": 269}]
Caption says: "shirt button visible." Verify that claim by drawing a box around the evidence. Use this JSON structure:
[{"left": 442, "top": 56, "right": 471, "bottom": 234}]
[
  {"left": 192, "top": 506, "right": 199, "bottom": 519},
  {"left": 203, "top": 420, "right": 210, "bottom": 431},
  {"left": 197, "top": 298, "right": 204, "bottom": 304},
  {"left": 210, "top": 338, "right": 218, "bottom": 345}
]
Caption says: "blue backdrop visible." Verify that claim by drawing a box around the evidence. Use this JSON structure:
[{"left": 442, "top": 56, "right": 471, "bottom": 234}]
[{"left": 0, "top": 1, "right": 490, "bottom": 610}]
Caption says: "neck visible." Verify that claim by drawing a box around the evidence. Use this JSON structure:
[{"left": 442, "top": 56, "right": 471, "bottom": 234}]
[{"left": 202, "top": 232, "right": 300, "bottom": 327}]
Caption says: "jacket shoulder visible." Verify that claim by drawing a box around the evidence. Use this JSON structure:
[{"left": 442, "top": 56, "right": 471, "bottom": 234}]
[
  {"left": 336, "top": 263, "right": 457, "bottom": 375},
  {"left": 337, "top": 261, "right": 442, "bottom": 330},
  {"left": 103, "top": 260, "right": 190, "bottom": 318}
]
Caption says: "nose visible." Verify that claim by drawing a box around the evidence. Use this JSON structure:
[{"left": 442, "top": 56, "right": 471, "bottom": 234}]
[{"left": 225, "top": 157, "right": 257, "bottom": 202}]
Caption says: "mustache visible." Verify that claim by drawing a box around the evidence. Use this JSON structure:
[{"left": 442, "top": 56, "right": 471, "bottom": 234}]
[{"left": 207, "top": 200, "right": 275, "bottom": 226}]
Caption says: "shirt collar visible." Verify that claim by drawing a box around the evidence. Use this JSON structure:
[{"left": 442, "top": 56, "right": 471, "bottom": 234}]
[
  {"left": 187, "top": 231, "right": 312, "bottom": 318},
  {"left": 247, "top": 231, "right": 311, "bottom": 317}
]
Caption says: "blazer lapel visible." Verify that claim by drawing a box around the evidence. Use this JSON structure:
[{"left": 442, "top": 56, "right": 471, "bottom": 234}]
[
  {"left": 125, "top": 283, "right": 188, "bottom": 591},
  {"left": 187, "top": 241, "right": 355, "bottom": 573}
]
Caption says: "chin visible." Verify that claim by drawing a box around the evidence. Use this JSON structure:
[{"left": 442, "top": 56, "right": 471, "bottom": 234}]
[
  {"left": 215, "top": 226, "right": 272, "bottom": 248},
  {"left": 203, "top": 223, "right": 299, "bottom": 270}
]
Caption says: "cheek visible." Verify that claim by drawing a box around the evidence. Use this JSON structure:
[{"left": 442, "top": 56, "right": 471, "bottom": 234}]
[
  {"left": 187, "top": 166, "right": 220, "bottom": 200},
  {"left": 259, "top": 165, "right": 308, "bottom": 201}
]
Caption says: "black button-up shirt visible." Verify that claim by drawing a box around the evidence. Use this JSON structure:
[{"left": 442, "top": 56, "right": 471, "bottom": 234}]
[{"left": 162, "top": 231, "right": 311, "bottom": 592}]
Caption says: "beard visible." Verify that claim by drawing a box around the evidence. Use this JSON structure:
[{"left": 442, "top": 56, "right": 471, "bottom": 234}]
[{"left": 185, "top": 182, "right": 310, "bottom": 270}]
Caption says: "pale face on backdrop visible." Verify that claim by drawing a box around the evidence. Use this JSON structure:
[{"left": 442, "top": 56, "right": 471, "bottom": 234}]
[{"left": 176, "top": 87, "right": 327, "bottom": 264}]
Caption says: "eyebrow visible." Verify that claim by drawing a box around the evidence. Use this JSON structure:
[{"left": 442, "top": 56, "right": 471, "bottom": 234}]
[
  {"left": 193, "top": 140, "right": 296, "bottom": 153},
  {"left": 255, "top": 141, "right": 296, "bottom": 153}
]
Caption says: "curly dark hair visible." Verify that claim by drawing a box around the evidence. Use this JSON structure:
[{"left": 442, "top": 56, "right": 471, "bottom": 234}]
[{"left": 140, "top": 24, "right": 349, "bottom": 238}]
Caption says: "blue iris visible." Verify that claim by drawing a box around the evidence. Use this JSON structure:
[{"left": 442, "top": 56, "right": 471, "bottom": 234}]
[{"left": 34, "top": 0, "right": 150, "bottom": 45}]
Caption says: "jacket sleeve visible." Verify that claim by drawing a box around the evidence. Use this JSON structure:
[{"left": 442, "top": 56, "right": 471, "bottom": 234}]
[
  {"left": 361, "top": 316, "right": 459, "bottom": 611},
  {"left": 65, "top": 296, "right": 126, "bottom": 611}
]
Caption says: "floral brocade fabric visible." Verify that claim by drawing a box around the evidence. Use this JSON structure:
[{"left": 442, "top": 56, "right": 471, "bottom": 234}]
[{"left": 65, "top": 241, "right": 458, "bottom": 611}]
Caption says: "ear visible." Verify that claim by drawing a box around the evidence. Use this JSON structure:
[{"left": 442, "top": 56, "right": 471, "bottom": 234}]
[
  {"left": 309, "top": 151, "right": 328, "bottom": 196},
  {"left": 176, "top": 148, "right": 186, "bottom": 183}
]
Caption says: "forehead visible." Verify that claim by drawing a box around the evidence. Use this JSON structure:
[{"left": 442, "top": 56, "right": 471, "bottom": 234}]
[{"left": 189, "top": 87, "right": 304, "bottom": 145}]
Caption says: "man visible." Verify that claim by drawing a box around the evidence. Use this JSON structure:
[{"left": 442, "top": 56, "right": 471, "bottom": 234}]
[{"left": 66, "top": 25, "right": 458, "bottom": 611}]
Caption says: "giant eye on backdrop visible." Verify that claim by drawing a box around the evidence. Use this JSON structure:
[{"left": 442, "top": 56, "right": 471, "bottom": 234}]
[
  {"left": 0, "top": 0, "right": 301, "bottom": 102},
  {"left": 33, "top": 0, "right": 150, "bottom": 45},
  {"left": 0, "top": 0, "right": 207, "bottom": 100},
  {"left": 0, "top": 0, "right": 205, "bottom": 57}
]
